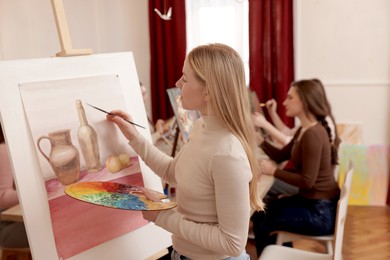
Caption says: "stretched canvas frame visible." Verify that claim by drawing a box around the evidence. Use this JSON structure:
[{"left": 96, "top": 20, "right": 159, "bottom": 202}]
[
  {"left": 166, "top": 87, "right": 200, "bottom": 142},
  {"left": 19, "top": 75, "right": 153, "bottom": 259},
  {"left": 249, "top": 89, "right": 262, "bottom": 114},
  {"left": 0, "top": 52, "right": 171, "bottom": 259}
]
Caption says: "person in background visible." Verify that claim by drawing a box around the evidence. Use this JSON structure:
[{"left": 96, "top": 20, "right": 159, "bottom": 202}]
[
  {"left": 251, "top": 79, "right": 341, "bottom": 256},
  {"left": 252, "top": 79, "right": 340, "bottom": 199},
  {"left": 253, "top": 79, "right": 338, "bottom": 148},
  {"left": 252, "top": 99, "right": 296, "bottom": 147},
  {"left": 108, "top": 43, "right": 263, "bottom": 259},
  {"left": 0, "top": 124, "right": 29, "bottom": 248}
]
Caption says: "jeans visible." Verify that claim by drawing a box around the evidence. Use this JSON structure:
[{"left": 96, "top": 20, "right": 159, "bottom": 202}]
[
  {"left": 251, "top": 194, "right": 338, "bottom": 256},
  {"left": 266, "top": 178, "right": 299, "bottom": 200},
  {"left": 171, "top": 249, "right": 250, "bottom": 260}
]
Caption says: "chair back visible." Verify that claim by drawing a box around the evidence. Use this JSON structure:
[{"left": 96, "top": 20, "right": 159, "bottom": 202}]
[
  {"left": 333, "top": 164, "right": 340, "bottom": 182},
  {"left": 333, "top": 161, "right": 354, "bottom": 260}
]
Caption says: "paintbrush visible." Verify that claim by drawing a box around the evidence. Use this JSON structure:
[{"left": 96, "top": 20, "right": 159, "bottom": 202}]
[
  {"left": 86, "top": 103, "right": 146, "bottom": 129},
  {"left": 259, "top": 103, "right": 266, "bottom": 107}
]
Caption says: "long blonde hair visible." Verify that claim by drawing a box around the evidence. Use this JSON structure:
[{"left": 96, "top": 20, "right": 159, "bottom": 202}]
[{"left": 187, "top": 43, "right": 264, "bottom": 211}]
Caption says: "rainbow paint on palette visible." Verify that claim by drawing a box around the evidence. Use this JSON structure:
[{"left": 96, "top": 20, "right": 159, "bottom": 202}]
[{"left": 65, "top": 181, "right": 176, "bottom": 211}]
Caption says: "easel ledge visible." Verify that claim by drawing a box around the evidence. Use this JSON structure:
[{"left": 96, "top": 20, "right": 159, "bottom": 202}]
[{"left": 56, "top": 48, "right": 93, "bottom": 57}]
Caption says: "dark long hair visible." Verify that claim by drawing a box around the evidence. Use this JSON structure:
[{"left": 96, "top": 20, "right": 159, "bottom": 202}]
[{"left": 292, "top": 79, "right": 340, "bottom": 164}]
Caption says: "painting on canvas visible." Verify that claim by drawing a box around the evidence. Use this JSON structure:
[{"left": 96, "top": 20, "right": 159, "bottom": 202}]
[
  {"left": 19, "top": 74, "right": 148, "bottom": 259},
  {"left": 338, "top": 144, "right": 389, "bottom": 206},
  {"left": 166, "top": 87, "right": 200, "bottom": 142}
]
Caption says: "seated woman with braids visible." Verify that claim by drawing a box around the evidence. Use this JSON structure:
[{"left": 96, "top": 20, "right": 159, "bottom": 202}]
[
  {"left": 251, "top": 79, "right": 341, "bottom": 256},
  {"left": 252, "top": 79, "right": 340, "bottom": 200}
]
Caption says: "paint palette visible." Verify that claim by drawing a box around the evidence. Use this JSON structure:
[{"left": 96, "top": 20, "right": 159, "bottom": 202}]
[{"left": 64, "top": 181, "right": 176, "bottom": 211}]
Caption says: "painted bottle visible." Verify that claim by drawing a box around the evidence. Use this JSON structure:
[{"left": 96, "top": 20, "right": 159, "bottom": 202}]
[{"left": 75, "top": 99, "right": 102, "bottom": 173}]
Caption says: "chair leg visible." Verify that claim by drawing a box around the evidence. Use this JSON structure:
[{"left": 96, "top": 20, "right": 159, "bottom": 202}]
[
  {"left": 275, "top": 233, "right": 284, "bottom": 245},
  {"left": 325, "top": 241, "right": 333, "bottom": 255},
  {"left": 275, "top": 232, "right": 297, "bottom": 245}
]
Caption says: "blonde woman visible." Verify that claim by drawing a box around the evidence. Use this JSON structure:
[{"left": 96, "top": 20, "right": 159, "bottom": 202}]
[{"left": 107, "top": 43, "right": 263, "bottom": 259}]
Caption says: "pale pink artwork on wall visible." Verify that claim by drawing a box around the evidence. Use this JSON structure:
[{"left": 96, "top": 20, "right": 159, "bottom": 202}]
[
  {"left": 19, "top": 75, "right": 149, "bottom": 259},
  {"left": 366, "top": 145, "right": 389, "bottom": 205}
]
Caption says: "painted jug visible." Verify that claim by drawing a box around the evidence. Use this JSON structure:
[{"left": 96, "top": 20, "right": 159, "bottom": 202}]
[{"left": 37, "top": 129, "right": 80, "bottom": 185}]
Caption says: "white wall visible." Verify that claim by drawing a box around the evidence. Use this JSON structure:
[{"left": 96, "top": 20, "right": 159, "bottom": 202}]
[
  {"left": 0, "top": 0, "right": 151, "bottom": 116},
  {"left": 294, "top": 0, "right": 390, "bottom": 145}
]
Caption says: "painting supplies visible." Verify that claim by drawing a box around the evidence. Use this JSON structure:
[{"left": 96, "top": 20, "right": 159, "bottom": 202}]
[{"left": 86, "top": 103, "right": 145, "bottom": 129}]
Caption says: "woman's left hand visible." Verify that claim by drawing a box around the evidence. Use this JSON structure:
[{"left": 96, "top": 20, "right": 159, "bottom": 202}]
[
  {"left": 142, "top": 210, "right": 161, "bottom": 222},
  {"left": 259, "top": 159, "right": 277, "bottom": 176}
]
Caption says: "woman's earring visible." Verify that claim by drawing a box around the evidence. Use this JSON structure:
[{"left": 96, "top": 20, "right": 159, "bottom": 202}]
[{"left": 204, "top": 92, "right": 210, "bottom": 102}]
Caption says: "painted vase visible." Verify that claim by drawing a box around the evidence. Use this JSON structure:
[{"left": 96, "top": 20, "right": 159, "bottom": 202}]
[{"left": 37, "top": 129, "right": 80, "bottom": 185}]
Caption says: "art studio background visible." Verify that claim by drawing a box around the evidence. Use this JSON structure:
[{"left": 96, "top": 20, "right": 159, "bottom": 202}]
[
  {"left": 0, "top": 0, "right": 389, "bottom": 259},
  {"left": 1, "top": 0, "right": 389, "bottom": 145}
]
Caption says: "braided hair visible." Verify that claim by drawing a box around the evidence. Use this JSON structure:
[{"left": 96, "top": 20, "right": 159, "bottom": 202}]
[
  {"left": 319, "top": 117, "right": 339, "bottom": 164},
  {"left": 292, "top": 79, "right": 340, "bottom": 165}
]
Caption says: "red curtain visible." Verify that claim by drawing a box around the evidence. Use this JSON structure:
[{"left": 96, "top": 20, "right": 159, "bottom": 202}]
[
  {"left": 148, "top": 1, "right": 187, "bottom": 122},
  {"left": 249, "top": 0, "right": 294, "bottom": 127}
]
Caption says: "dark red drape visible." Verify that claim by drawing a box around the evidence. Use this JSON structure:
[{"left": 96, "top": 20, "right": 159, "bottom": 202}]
[
  {"left": 249, "top": 0, "right": 294, "bottom": 127},
  {"left": 148, "top": 1, "right": 187, "bottom": 122}
]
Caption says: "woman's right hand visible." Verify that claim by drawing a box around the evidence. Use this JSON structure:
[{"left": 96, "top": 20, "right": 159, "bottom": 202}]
[
  {"left": 106, "top": 110, "right": 138, "bottom": 141},
  {"left": 265, "top": 99, "right": 277, "bottom": 114}
]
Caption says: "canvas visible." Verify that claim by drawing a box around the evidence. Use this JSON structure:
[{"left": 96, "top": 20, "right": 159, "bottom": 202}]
[
  {"left": 19, "top": 74, "right": 150, "bottom": 259},
  {"left": 166, "top": 87, "right": 200, "bottom": 142},
  {"left": 338, "top": 144, "right": 389, "bottom": 206},
  {"left": 0, "top": 52, "right": 171, "bottom": 260}
]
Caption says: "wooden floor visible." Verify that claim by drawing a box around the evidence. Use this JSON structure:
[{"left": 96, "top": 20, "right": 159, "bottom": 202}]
[{"left": 246, "top": 205, "right": 390, "bottom": 260}]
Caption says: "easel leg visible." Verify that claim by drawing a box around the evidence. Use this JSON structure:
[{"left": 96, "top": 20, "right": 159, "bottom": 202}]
[
  {"left": 164, "top": 125, "right": 180, "bottom": 196},
  {"left": 170, "top": 125, "right": 180, "bottom": 157},
  {"left": 50, "top": 0, "right": 93, "bottom": 56}
]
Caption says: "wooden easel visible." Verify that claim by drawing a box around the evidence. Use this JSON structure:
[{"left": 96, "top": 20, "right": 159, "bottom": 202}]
[
  {"left": 51, "top": 0, "right": 93, "bottom": 57},
  {"left": 44, "top": 3, "right": 170, "bottom": 259}
]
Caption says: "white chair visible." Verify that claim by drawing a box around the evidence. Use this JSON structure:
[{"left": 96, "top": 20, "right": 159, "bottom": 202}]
[
  {"left": 272, "top": 162, "right": 352, "bottom": 254},
  {"left": 259, "top": 162, "right": 354, "bottom": 260},
  {"left": 333, "top": 164, "right": 340, "bottom": 183}
]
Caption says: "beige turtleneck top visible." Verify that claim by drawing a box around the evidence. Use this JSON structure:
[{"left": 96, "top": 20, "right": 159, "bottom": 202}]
[{"left": 129, "top": 116, "right": 252, "bottom": 259}]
